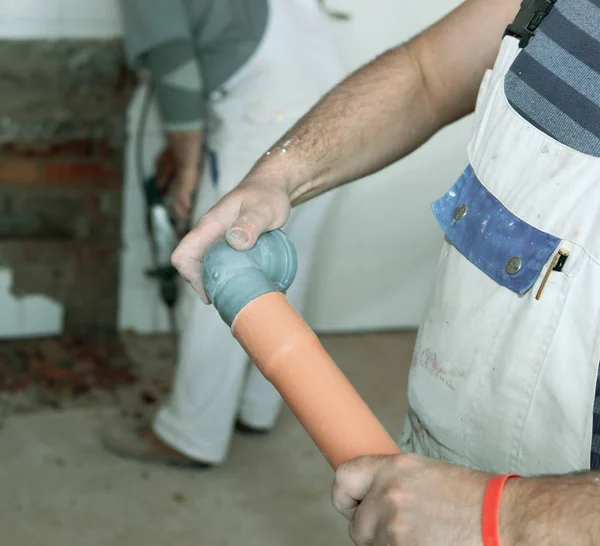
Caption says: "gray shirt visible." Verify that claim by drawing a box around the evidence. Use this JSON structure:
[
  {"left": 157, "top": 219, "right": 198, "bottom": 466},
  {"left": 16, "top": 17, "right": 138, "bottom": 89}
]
[{"left": 121, "top": 0, "right": 268, "bottom": 130}]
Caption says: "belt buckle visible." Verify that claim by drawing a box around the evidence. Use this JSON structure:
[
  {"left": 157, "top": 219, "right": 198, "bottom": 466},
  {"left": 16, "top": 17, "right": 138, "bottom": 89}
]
[{"left": 503, "top": 0, "right": 557, "bottom": 48}]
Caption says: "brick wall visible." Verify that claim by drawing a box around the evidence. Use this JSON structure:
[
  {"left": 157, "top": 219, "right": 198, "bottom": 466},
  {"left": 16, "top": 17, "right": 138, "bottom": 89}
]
[{"left": 0, "top": 139, "right": 123, "bottom": 336}]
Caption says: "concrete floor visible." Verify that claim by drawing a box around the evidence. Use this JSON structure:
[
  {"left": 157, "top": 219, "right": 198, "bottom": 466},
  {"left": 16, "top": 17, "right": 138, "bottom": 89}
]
[{"left": 0, "top": 331, "right": 415, "bottom": 546}]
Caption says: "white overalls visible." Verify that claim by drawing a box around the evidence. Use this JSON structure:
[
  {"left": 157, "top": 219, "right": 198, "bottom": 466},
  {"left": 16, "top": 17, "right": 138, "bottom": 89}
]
[
  {"left": 400, "top": 35, "right": 600, "bottom": 477},
  {"left": 153, "top": 0, "right": 346, "bottom": 464}
]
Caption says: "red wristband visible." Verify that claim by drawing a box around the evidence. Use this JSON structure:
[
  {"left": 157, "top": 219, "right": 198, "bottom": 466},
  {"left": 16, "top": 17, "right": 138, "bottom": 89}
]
[{"left": 482, "top": 473, "right": 520, "bottom": 546}]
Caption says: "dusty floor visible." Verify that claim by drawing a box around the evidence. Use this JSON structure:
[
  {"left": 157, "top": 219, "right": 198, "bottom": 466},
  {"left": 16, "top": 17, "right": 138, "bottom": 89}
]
[
  {"left": 0, "top": 331, "right": 415, "bottom": 546},
  {"left": 0, "top": 335, "right": 138, "bottom": 416}
]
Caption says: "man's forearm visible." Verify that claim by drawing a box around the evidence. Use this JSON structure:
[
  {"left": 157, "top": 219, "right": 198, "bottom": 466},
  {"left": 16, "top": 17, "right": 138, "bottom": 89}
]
[
  {"left": 501, "top": 471, "right": 600, "bottom": 545},
  {"left": 146, "top": 39, "right": 206, "bottom": 171},
  {"left": 243, "top": 0, "right": 520, "bottom": 206},
  {"left": 167, "top": 130, "right": 204, "bottom": 172},
  {"left": 257, "top": 43, "right": 442, "bottom": 206}
]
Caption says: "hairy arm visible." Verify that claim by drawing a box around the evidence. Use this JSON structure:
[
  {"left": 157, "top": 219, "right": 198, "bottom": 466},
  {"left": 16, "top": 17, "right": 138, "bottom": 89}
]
[
  {"left": 502, "top": 471, "right": 600, "bottom": 545},
  {"left": 244, "top": 0, "right": 522, "bottom": 205}
]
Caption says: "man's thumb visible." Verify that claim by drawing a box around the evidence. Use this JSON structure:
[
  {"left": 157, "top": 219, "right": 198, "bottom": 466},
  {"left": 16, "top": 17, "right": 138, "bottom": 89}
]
[
  {"left": 332, "top": 456, "right": 387, "bottom": 519},
  {"left": 225, "top": 204, "right": 274, "bottom": 250}
]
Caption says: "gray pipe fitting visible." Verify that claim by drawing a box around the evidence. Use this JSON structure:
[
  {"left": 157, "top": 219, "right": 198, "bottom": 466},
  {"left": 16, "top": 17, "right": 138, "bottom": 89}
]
[{"left": 202, "top": 229, "right": 298, "bottom": 326}]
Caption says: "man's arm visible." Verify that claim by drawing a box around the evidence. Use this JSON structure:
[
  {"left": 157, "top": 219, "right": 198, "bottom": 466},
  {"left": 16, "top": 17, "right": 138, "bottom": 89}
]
[
  {"left": 145, "top": 40, "right": 205, "bottom": 218},
  {"left": 145, "top": 40, "right": 205, "bottom": 219},
  {"left": 172, "top": 0, "right": 522, "bottom": 297},
  {"left": 121, "top": 0, "right": 205, "bottom": 218},
  {"left": 501, "top": 471, "right": 600, "bottom": 545},
  {"left": 251, "top": 0, "right": 523, "bottom": 206}
]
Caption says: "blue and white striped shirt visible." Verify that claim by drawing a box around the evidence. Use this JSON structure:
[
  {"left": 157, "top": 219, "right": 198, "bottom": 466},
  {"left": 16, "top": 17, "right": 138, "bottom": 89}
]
[{"left": 505, "top": 0, "right": 600, "bottom": 157}]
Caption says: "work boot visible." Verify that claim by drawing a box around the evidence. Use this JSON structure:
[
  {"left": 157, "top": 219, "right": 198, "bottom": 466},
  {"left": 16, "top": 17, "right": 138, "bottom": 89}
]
[
  {"left": 235, "top": 419, "right": 271, "bottom": 435},
  {"left": 100, "top": 417, "right": 212, "bottom": 469}
]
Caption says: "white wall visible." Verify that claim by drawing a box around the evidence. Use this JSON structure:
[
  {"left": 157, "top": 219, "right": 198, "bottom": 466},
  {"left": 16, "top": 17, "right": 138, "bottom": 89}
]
[
  {"left": 0, "top": 0, "right": 122, "bottom": 38},
  {"left": 305, "top": 0, "right": 471, "bottom": 331},
  {"left": 0, "top": 0, "right": 473, "bottom": 336}
]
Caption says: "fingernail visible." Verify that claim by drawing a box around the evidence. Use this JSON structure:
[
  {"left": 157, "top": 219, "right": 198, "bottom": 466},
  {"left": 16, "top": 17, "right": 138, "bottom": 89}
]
[{"left": 227, "top": 227, "right": 250, "bottom": 245}]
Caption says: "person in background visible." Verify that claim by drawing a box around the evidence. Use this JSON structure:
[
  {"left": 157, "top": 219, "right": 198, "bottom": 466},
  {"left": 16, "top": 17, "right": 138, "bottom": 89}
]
[
  {"left": 102, "top": 0, "right": 346, "bottom": 467},
  {"left": 171, "top": 0, "right": 600, "bottom": 543}
]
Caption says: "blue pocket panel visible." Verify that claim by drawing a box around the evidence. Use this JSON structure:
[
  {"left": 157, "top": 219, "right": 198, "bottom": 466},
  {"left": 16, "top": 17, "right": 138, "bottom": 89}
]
[{"left": 432, "top": 165, "right": 560, "bottom": 295}]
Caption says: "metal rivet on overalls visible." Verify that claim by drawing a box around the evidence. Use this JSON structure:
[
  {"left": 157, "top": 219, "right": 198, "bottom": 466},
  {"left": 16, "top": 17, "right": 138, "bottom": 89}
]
[
  {"left": 454, "top": 204, "right": 468, "bottom": 220},
  {"left": 506, "top": 257, "right": 522, "bottom": 275}
]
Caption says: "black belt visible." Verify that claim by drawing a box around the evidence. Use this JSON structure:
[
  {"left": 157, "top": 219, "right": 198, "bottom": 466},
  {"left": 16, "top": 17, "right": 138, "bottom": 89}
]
[{"left": 504, "top": 0, "right": 557, "bottom": 48}]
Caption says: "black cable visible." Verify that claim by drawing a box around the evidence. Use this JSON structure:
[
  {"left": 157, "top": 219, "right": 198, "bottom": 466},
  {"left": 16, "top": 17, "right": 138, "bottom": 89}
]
[{"left": 134, "top": 82, "right": 179, "bottom": 337}]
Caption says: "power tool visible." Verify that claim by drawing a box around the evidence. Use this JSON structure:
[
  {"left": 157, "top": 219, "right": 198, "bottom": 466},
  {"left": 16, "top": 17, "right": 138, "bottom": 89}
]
[{"left": 136, "top": 84, "right": 188, "bottom": 332}]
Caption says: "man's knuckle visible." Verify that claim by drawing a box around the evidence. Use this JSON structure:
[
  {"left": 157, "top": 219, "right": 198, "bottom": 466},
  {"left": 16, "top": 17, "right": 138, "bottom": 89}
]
[
  {"left": 389, "top": 455, "right": 406, "bottom": 471},
  {"left": 390, "top": 516, "right": 412, "bottom": 539},
  {"left": 249, "top": 200, "right": 276, "bottom": 221},
  {"left": 391, "top": 453, "right": 420, "bottom": 472},
  {"left": 383, "top": 484, "right": 417, "bottom": 513},
  {"left": 170, "top": 249, "right": 184, "bottom": 269},
  {"left": 381, "top": 484, "right": 402, "bottom": 503},
  {"left": 402, "top": 453, "right": 421, "bottom": 465},
  {"left": 331, "top": 486, "right": 343, "bottom": 511},
  {"left": 237, "top": 209, "right": 264, "bottom": 227},
  {"left": 348, "top": 519, "right": 358, "bottom": 539},
  {"left": 348, "top": 517, "right": 368, "bottom": 546},
  {"left": 334, "top": 463, "right": 351, "bottom": 486},
  {"left": 237, "top": 185, "right": 289, "bottom": 227}
]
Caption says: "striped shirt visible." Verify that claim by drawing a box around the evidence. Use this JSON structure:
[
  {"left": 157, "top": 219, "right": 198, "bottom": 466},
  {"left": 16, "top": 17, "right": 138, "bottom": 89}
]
[
  {"left": 505, "top": 0, "right": 600, "bottom": 469},
  {"left": 505, "top": 0, "right": 600, "bottom": 157}
]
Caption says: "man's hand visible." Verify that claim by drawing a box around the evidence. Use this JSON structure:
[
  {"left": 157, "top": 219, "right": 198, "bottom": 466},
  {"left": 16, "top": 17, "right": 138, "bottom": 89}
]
[
  {"left": 171, "top": 176, "right": 292, "bottom": 302},
  {"left": 156, "top": 144, "right": 201, "bottom": 221},
  {"left": 168, "top": 167, "right": 200, "bottom": 220},
  {"left": 156, "top": 147, "right": 200, "bottom": 220},
  {"left": 332, "top": 454, "right": 490, "bottom": 546}
]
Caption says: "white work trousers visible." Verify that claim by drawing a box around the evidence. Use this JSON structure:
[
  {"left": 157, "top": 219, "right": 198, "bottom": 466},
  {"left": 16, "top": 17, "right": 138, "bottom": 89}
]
[
  {"left": 153, "top": 0, "right": 346, "bottom": 464},
  {"left": 401, "top": 36, "right": 600, "bottom": 476}
]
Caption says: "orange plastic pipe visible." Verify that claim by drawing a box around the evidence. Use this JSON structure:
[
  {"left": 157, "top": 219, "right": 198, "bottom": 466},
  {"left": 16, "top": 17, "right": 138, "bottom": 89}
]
[{"left": 232, "top": 291, "right": 401, "bottom": 470}]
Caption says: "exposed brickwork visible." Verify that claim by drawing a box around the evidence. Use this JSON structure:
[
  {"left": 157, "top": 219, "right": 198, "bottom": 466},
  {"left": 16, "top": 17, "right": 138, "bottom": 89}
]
[
  {"left": 0, "top": 40, "right": 136, "bottom": 402},
  {"left": 42, "top": 162, "right": 121, "bottom": 189},
  {"left": 0, "top": 142, "right": 125, "bottom": 336},
  {"left": 3, "top": 139, "right": 119, "bottom": 158},
  {"left": 0, "top": 39, "right": 132, "bottom": 337},
  {"left": 0, "top": 161, "right": 39, "bottom": 184},
  {"left": 0, "top": 138, "right": 124, "bottom": 336}
]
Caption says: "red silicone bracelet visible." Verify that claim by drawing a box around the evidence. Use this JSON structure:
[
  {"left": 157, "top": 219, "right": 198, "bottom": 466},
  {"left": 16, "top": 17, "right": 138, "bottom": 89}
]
[{"left": 482, "top": 474, "right": 520, "bottom": 546}]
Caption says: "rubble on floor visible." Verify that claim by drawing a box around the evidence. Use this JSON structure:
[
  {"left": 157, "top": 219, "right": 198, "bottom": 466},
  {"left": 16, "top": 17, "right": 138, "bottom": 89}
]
[{"left": 0, "top": 333, "right": 176, "bottom": 419}]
